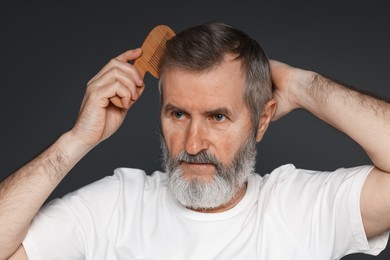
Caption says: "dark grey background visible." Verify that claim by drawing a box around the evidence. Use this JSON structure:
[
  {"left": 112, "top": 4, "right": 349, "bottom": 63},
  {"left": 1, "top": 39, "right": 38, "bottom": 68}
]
[{"left": 1, "top": 1, "right": 389, "bottom": 259}]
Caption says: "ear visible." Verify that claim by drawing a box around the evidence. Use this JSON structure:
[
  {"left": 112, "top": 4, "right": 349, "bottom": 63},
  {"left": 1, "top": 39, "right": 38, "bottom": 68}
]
[{"left": 256, "top": 99, "right": 277, "bottom": 142}]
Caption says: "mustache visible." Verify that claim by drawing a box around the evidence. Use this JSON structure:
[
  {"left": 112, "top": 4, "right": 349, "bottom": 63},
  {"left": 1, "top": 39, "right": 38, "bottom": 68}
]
[{"left": 173, "top": 150, "right": 222, "bottom": 168}]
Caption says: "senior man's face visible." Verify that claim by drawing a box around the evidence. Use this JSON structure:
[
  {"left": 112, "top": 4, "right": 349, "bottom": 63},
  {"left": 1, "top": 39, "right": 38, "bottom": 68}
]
[{"left": 160, "top": 54, "right": 258, "bottom": 212}]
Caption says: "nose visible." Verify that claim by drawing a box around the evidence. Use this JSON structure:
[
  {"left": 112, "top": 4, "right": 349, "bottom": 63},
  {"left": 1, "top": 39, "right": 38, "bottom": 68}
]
[{"left": 185, "top": 120, "right": 210, "bottom": 155}]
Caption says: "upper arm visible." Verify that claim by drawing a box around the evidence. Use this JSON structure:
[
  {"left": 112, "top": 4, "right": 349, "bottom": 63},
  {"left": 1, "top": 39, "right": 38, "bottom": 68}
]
[
  {"left": 8, "top": 245, "right": 28, "bottom": 260},
  {"left": 361, "top": 167, "right": 390, "bottom": 238}
]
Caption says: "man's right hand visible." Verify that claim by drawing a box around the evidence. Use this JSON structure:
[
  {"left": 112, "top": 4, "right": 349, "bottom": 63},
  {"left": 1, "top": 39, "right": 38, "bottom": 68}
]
[
  {"left": 1, "top": 48, "right": 145, "bottom": 260},
  {"left": 70, "top": 48, "right": 144, "bottom": 148}
]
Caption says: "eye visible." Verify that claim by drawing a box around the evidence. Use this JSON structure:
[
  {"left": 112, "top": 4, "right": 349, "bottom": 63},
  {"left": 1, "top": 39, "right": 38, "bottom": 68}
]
[
  {"left": 173, "top": 111, "right": 185, "bottom": 119},
  {"left": 213, "top": 114, "right": 225, "bottom": 122}
]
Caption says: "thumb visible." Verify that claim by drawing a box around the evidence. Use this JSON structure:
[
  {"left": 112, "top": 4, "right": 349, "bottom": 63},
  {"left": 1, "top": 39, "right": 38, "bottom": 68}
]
[{"left": 115, "top": 48, "right": 143, "bottom": 62}]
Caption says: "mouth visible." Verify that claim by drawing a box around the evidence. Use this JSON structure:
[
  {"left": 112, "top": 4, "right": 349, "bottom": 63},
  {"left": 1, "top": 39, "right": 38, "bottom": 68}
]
[
  {"left": 180, "top": 161, "right": 214, "bottom": 167},
  {"left": 179, "top": 162, "right": 216, "bottom": 176}
]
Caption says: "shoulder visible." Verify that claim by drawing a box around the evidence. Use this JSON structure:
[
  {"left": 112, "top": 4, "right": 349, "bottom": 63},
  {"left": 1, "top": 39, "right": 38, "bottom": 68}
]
[
  {"left": 57, "top": 168, "right": 168, "bottom": 213},
  {"left": 256, "top": 164, "right": 378, "bottom": 258},
  {"left": 256, "top": 163, "right": 374, "bottom": 215},
  {"left": 261, "top": 163, "right": 373, "bottom": 187},
  {"left": 256, "top": 164, "right": 373, "bottom": 207},
  {"left": 80, "top": 168, "right": 167, "bottom": 190}
]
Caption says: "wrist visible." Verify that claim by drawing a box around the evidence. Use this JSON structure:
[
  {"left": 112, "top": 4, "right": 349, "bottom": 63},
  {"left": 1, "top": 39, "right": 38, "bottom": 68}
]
[
  {"left": 289, "top": 68, "right": 320, "bottom": 111},
  {"left": 57, "top": 131, "right": 95, "bottom": 164}
]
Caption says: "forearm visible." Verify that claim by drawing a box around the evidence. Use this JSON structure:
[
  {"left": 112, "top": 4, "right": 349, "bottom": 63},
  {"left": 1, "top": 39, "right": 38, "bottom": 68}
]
[
  {"left": 271, "top": 60, "right": 390, "bottom": 237},
  {"left": 0, "top": 48, "right": 143, "bottom": 259},
  {"left": 295, "top": 72, "right": 390, "bottom": 171},
  {"left": 0, "top": 131, "right": 92, "bottom": 259}
]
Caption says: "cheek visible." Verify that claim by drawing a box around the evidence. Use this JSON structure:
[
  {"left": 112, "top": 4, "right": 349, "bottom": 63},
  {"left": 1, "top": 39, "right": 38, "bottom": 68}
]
[
  {"left": 212, "top": 121, "right": 253, "bottom": 162},
  {"left": 213, "top": 133, "right": 243, "bottom": 162},
  {"left": 161, "top": 118, "right": 186, "bottom": 153}
]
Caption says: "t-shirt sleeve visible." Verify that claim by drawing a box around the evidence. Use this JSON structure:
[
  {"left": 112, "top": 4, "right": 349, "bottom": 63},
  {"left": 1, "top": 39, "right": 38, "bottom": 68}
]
[
  {"left": 22, "top": 174, "right": 122, "bottom": 260},
  {"left": 272, "top": 164, "right": 389, "bottom": 259}
]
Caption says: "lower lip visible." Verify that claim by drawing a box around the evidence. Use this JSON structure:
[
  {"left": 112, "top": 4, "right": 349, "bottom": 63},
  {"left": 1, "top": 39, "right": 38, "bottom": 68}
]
[
  {"left": 180, "top": 162, "right": 215, "bottom": 170},
  {"left": 181, "top": 162, "right": 212, "bottom": 166},
  {"left": 180, "top": 163, "right": 216, "bottom": 179}
]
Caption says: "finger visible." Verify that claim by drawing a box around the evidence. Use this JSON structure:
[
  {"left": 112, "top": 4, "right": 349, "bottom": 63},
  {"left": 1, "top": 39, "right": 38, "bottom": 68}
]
[
  {"left": 136, "top": 84, "right": 146, "bottom": 100},
  {"left": 90, "top": 80, "right": 133, "bottom": 109},
  {"left": 88, "top": 67, "right": 141, "bottom": 99},
  {"left": 89, "top": 60, "right": 144, "bottom": 87},
  {"left": 88, "top": 48, "right": 143, "bottom": 84},
  {"left": 110, "top": 81, "right": 145, "bottom": 109},
  {"left": 111, "top": 82, "right": 132, "bottom": 109},
  {"left": 111, "top": 80, "right": 146, "bottom": 108},
  {"left": 115, "top": 48, "right": 143, "bottom": 62}
]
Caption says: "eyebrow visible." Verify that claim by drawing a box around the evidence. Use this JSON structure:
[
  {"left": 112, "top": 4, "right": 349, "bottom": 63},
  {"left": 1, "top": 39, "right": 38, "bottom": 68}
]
[
  {"left": 163, "top": 103, "right": 189, "bottom": 115},
  {"left": 203, "top": 108, "right": 232, "bottom": 117},
  {"left": 163, "top": 103, "right": 233, "bottom": 118}
]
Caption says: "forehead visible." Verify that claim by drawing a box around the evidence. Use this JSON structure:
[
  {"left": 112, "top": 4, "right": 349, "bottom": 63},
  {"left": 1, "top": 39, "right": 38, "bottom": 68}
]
[{"left": 161, "top": 55, "right": 247, "bottom": 110}]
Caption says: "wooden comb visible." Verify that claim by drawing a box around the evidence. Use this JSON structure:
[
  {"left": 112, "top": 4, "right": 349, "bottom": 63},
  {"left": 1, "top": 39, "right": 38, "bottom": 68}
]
[{"left": 111, "top": 25, "right": 175, "bottom": 107}]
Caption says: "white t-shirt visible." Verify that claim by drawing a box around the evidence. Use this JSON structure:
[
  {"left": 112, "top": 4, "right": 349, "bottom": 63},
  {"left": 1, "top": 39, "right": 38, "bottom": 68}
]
[{"left": 23, "top": 164, "right": 389, "bottom": 260}]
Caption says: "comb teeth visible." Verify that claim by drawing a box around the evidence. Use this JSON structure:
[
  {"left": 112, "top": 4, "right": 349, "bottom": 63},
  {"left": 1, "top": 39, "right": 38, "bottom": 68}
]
[
  {"left": 110, "top": 25, "right": 174, "bottom": 108},
  {"left": 148, "top": 32, "right": 171, "bottom": 73}
]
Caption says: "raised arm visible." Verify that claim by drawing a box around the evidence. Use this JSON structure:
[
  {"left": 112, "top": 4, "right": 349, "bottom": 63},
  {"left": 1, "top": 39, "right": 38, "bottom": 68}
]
[
  {"left": 270, "top": 60, "right": 390, "bottom": 239},
  {"left": 0, "top": 48, "right": 144, "bottom": 259}
]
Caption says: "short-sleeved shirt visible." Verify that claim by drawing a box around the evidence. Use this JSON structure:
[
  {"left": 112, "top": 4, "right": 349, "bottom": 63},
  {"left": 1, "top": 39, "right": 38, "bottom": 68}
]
[{"left": 23, "top": 164, "right": 389, "bottom": 259}]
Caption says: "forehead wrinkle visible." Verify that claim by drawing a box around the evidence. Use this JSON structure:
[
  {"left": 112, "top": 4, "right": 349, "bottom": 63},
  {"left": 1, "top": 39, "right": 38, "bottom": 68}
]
[{"left": 161, "top": 55, "right": 247, "bottom": 113}]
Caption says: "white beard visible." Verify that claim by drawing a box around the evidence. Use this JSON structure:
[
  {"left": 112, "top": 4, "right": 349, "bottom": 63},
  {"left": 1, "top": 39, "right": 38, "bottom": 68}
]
[{"left": 161, "top": 135, "right": 257, "bottom": 210}]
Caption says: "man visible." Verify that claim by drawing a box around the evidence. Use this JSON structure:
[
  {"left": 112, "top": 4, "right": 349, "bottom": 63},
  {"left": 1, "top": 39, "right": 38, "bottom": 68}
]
[{"left": 1, "top": 22, "right": 389, "bottom": 259}]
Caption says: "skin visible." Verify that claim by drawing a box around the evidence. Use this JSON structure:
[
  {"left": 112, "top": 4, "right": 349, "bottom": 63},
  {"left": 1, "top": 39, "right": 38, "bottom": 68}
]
[
  {"left": 2, "top": 49, "right": 390, "bottom": 259},
  {"left": 270, "top": 60, "right": 390, "bottom": 239},
  {"left": 160, "top": 53, "right": 275, "bottom": 213},
  {"left": 3, "top": 49, "right": 145, "bottom": 260}
]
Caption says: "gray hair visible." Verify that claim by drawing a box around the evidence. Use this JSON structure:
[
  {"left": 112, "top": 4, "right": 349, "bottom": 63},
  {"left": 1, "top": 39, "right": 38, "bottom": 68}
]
[{"left": 158, "top": 22, "right": 272, "bottom": 134}]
